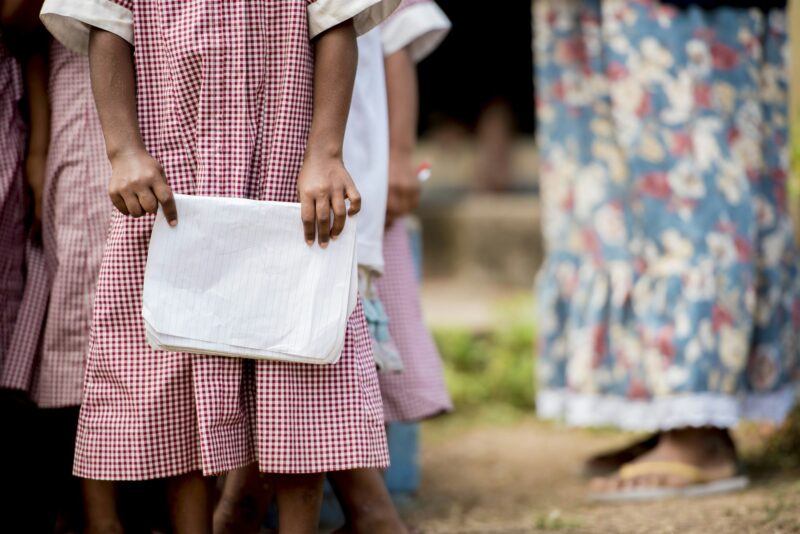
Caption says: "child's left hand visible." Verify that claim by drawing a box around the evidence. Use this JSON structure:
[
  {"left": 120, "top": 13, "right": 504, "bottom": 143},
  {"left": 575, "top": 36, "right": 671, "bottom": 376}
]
[
  {"left": 297, "top": 152, "right": 361, "bottom": 248},
  {"left": 385, "top": 151, "right": 420, "bottom": 229}
]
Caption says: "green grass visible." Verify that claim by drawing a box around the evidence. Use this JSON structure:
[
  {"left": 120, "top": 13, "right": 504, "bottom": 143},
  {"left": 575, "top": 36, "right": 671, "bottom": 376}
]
[
  {"left": 433, "top": 295, "right": 536, "bottom": 414},
  {"left": 532, "top": 509, "right": 582, "bottom": 531}
]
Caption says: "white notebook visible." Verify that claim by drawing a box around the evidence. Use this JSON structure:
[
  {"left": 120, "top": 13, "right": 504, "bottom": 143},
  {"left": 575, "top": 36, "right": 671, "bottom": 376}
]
[{"left": 142, "top": 194, "right": 358, "bottom": 365}]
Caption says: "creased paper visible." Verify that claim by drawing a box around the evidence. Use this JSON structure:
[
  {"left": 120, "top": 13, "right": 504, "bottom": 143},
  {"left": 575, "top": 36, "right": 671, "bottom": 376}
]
[{"left": 142, "top": 194, "right": 358, "bottom": 365}]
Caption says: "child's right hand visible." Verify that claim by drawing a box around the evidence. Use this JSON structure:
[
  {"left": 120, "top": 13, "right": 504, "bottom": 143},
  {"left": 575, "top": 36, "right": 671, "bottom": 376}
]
[
  {"left": 108, "top": 149, "right": 178, "bottom": 226},
  {"left": 25, "top": 152, "right": 46, "bottom": 234}
]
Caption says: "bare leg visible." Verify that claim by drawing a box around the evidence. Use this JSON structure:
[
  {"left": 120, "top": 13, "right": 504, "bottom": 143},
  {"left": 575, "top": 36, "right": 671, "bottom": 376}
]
[
  {"left": 214, "top": 464, "right": 274, "bottom": 534},
  {"left": 328, "top": 468, "right": 408, "bottom": 534},
  {"left": 166, "top": 471, "right": 213, "bottom": 534},
  {"left": 49, "top": 407, "right": 83, "bottom": 534},
  {"left": 272, "top": 473, "right": 325, "bottom": 534},
  {"left": 83, "top": 480, "right": 123, "bottom": 534}
]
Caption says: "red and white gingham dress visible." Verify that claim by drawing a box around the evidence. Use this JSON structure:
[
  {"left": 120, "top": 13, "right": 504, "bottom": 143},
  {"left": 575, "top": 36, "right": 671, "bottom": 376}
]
[
  {"left": 42, "top": 0, "right": 397, "bottom": 480},
  {"left": 376, "top": 220, "right": 452, "bottom": 422},
  {"left": 37, "top": 42, "right": 111, "bottom": 408},
  {"left": 0, "top": 239, "right": 48, "bottom": 393},
  {"left": 0, "top": 42, "right": 111, "bottom": 405},
  {"left": 0, "top": 42, "right": 27, "bottom": 370}
]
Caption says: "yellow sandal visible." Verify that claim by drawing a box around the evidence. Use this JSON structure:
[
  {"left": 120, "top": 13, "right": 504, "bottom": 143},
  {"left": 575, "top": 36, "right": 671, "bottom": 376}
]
[{"left": 590, "top": 461, "right": 749, "bottom": 503}]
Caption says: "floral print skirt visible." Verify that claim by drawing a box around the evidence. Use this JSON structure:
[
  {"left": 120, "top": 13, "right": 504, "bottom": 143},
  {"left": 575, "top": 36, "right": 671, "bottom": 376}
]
[{"left": 535, "top": 0, "right": 799, "bottom": 431}]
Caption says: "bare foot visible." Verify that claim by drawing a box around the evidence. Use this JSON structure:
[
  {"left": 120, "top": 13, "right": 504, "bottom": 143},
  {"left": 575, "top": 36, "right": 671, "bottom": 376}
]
[
  {"left": 590, "top": 427, "right": 738, "bottom": 494},
  {"left": 582, "top": 434, "right": 660, "bottom": 478}
]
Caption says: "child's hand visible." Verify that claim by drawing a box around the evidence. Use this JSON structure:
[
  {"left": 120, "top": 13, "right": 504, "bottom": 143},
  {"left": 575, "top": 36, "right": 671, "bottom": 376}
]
[
  {"left": 297, "top": 153, "right": 361, "bottom": 248},
  {"left": 385, "top": 152, "right": 420, "bottom": 228},
  {"left": 25, "top": 152, "right": 46, "bottom": 235},
  {"left": 108, "top": 149, "right": 177, "bottom": 225}
]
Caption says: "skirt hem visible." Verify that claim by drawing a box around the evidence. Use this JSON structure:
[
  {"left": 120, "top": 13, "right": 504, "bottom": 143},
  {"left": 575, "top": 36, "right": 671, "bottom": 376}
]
[{"left": 537, "top": 387, "right": 797, "bottom": 431}]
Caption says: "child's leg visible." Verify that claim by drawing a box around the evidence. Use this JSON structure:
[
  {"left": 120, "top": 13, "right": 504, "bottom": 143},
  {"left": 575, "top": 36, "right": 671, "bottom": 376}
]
[
  {"left": 83, "top": 479, "right": 122, "bottom": 534},
  {"left": 272, "top": 473, "right": 325, "bottom": 534},
  {"left": 1, "top": 391, "right": 47, "bottom": 532},
  {"left": 328, "top": 469, "right": 408, "bottom": 534},
  {"left": 46, "top": 407, "right": 83, "bottom": 534},
  {"left": 166, "top": 471, "right": 214, "bottom": 534},
  {"left": 213, "top": 463, "right": 274, "bottom": 534}
]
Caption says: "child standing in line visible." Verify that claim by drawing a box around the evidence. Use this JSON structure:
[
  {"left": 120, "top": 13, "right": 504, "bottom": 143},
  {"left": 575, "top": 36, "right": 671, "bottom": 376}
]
[
  {"left": 41, "top": 0, "right": 398, "bottom": 531},
  {"left": 0, "top": 1, "right": 45, "bottom": 378},
  {"left": 0, "top": 5, "right": 52, "bottom": 531},
  {"left": 376, "top": 0, "right": 453, "bottom": 425},
  {"left": 0, "top": 41, "right": 27, "bottom": 400},
  {"left": 213, "top": 21, "right": 397, "bottom": 533},
  {"left": 0, "top": 36, "right": 115, "bottom": 532},
  {"left": 328, "top": 2, "right": 453, "bottom": 532}
]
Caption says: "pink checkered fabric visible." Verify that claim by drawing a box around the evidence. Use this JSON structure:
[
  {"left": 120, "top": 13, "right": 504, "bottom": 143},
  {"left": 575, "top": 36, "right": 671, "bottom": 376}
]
[
  {"left": 0, "top": 43, "right": 27, "bottom": 367},
  {"left": 1, "top": 239, "right": 48, "bottom": 392},
  {"left": 70, "top": 0, "right": 388, "bottom": 480},
  {"left": 31, "top": 42, "right": 112, "bottom": 408},
  {"left": 376, "top": 219, "right": 452, "bottom": 422}
]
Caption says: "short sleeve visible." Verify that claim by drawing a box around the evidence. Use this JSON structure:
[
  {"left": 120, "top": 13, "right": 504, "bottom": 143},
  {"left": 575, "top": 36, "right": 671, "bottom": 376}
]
[
  {"left": 40, "top": 0, "right": 134, "bottom": 55},
  {"left": 380, "top": 0, "right": 450, "bottom": 63},
  {"left": 307, "top": 0, "right": 401, "bottom": 40}
]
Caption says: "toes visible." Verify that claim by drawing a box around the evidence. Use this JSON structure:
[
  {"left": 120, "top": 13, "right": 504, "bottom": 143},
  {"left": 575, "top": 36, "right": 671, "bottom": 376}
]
[
  {"left": 592, "top": 472, "right": 675, "bottom": 494},
  {"left": 590, "top": 475, "right": 623, "bottom": 493},
  {"left": 638, "top": 474, "right": 660, "bottom": 489},
  {"left": 663, "top": 474, "right": 688, "bottom": 488},
  {"left": 590, "top": 476, "right": 610, "bottom": 492}
]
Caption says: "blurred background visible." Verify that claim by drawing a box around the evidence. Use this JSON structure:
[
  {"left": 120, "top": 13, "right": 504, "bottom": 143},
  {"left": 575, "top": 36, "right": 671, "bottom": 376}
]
[{"left": 398, "top": 1, "right": 800, "bottom": 532}]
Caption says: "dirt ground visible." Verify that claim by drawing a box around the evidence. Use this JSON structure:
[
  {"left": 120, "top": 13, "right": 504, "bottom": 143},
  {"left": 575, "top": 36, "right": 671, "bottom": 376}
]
[{"left": 402, "top": 416, "right": 800, "bottom": 534}]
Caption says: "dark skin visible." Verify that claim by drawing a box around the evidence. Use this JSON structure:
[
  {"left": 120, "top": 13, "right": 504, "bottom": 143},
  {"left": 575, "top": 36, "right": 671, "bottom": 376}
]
[
  {"left": 83, "top": 481, "right": 123, "bottom": 534},
  {"left": 88, "top": 30, "right": 178, "bottom": 226},
  {"left": 213, "top": 464, "right": 274, "bottom": 534},
  {"left": 271, "top": 473, "right": 326, "bottom": 534},
  {"left": 298, "top": 20, "right": 361, "bottom": 247},
  {"left": 21, "top": 48, "right": 49, "bottom": 231},
  {"left": 89, "top": 18, "right": 359, "bottom": 533},
  {"left": 328, "top": 468, "right": 408, "bottom": 534},
  {"left": 383, "top": 47, "right": 419, "bottom": 229}
]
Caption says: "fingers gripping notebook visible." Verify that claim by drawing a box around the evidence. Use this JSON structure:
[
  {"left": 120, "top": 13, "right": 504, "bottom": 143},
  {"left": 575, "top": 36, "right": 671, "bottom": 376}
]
[{"left": 142, "top": 194, "right": 358, "bottom": 365}]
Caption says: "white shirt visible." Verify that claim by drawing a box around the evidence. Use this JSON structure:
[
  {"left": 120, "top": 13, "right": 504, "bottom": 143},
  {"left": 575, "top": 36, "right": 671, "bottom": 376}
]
[{"left": 345, "top": 28, "right": 390, "bottom": 274}]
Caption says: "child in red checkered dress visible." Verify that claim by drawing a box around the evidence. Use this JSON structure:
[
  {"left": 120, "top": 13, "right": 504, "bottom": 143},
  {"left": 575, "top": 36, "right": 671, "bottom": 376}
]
[
  {"left": 41, "top": 0, "right": 399, "bottom": 530},
  {"left": 0, "top": 5, "right": 49, "bottom": 532},
  {"left": 329, "top": 2, "right": 453, "bottom": 532},
  {"left": 206, "top": 2, "right": 453, "bottom": 532}
]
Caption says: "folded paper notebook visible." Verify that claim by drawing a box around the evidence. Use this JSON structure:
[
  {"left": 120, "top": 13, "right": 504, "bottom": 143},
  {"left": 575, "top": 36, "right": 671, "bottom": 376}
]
[{"left": 143, "top": 194, "right": 358, "bottom": 365}]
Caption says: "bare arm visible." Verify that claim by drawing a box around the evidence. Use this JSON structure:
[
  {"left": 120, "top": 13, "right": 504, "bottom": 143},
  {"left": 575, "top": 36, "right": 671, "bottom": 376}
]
[
  {"left": 23, "top": 47, "right": 50, "bottom": 228},
  {"left": 1, "top": 0, "right": 43, "bottom": 35},
  {"left": 298, "top": 20, "right": 360, "bottom": 247},
  {"left": 89, "top": 29, "right": 177, "bottom": 224},
  {"left": 384, "top": 47, "right": 419, "bottom": 228}
]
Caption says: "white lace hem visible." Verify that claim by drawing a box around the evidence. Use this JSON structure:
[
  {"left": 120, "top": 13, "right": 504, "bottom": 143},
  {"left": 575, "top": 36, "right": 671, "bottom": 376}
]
[{"left": 537, "top": 388, "right": 797, "bottom": 431}]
